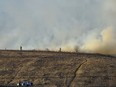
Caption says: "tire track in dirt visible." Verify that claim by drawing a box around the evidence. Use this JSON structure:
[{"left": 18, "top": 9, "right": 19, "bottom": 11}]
[
  {"left": 6, "top": 58, "right": 37, "bottom": 85},
  {"left": 6, "top": 64, "right": 23, "bottom": 85},
  {"left": 67, "top": 59, "right": 87, "bottom": 87}
]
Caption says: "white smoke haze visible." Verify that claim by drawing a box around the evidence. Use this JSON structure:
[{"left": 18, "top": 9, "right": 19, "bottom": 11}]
[{"left": 0, "top": 0, "right": 116, "bottom": 54}]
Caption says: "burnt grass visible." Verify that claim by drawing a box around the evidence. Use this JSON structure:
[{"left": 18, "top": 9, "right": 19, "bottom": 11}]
[{"left": 0, "top": 50, "right": 116, "bottom": 87}]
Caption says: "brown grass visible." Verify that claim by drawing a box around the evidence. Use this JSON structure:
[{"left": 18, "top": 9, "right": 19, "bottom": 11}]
[{"left": 0, "top": 50, "right": 115, "bottom": 87}]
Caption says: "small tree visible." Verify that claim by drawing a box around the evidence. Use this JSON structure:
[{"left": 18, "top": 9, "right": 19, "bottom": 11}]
[
  {"left": 59, "top": 48, "right": 61, "bottom": 52},
  {"left": 46, "top": 48, "right": 49, "bottom": 51},
  {"left": 74, "top": 45, "right": 79, "bottom": 53}
]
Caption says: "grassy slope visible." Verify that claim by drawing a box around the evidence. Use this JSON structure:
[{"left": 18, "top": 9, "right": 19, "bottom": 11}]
[{"left": 0, "top": 50, "right": 116, "bottom": 87}]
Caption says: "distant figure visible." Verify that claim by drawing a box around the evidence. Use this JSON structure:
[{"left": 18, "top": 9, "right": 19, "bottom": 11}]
[
  {"left": 59, "top": 48, "right": 61, "bottom": 52},
  {"left": 20, "top": 46, "right": 22, "bottom": 51}
]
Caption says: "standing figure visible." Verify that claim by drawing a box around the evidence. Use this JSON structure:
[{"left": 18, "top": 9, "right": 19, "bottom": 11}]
[
  {"left": 20, "top": 46, "right": 22, "bottom": 51},
  {"left": 59, "top": 48, "right": 61, "bottom": 52}
]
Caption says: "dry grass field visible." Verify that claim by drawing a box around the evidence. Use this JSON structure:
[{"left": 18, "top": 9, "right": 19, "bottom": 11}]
[{"left": 0, "top": 50, "right": 116, "bottom": 87}]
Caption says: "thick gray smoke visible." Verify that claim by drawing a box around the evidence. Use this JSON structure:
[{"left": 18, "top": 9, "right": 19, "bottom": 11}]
[{"left": 0, "top": 0, "right": 116, "bottom": 54}]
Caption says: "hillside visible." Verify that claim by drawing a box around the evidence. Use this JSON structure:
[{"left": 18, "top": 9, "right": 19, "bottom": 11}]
[{"left": 0, "top": 50, "right": 116, "bottom": 87}]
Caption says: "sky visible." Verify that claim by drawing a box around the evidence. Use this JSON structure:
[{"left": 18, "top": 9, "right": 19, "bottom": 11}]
[{"left": 0, "top": 0, "right": 116, "bottom": 54}]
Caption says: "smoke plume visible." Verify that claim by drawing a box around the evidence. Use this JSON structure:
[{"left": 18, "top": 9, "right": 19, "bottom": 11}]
[
  {"left": 0, "top": 0, "right": 116, "bottom": 54},
  {"left": 81, "top": 27, "right": 116, "bottom": 54}
]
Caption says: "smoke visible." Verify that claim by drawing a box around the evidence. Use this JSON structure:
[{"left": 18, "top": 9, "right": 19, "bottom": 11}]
[
  {"left": 81, "top": 27, "right": 116, "bottom": 54},
  {"left": 0, "top": 0, "right": 116, "bottom": 54}
]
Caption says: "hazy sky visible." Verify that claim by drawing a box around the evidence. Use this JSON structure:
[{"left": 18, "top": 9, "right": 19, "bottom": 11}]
[{"left": 0, "top": 0, "right": 116, "bottom": 53}]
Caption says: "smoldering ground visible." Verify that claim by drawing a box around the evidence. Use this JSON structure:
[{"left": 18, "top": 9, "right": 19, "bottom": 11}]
[{"left": 0, "top": 0, "right": 116, "bottom": 54}]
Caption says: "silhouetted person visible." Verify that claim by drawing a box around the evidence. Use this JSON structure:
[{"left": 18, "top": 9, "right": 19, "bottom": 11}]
[
  {"left": 20, "top": 46, "right": 22, "bottom": 51},
  {"left": 59, "top": 48, "right": 61, "bottom": 52}
]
